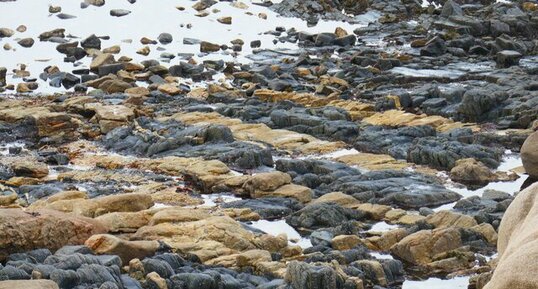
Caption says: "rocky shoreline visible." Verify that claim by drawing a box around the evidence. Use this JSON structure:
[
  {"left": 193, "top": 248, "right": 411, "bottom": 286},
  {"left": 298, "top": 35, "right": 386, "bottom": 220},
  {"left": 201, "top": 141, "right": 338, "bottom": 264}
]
[{"left": 1, "top": 0, "right": 537, "bottom": 288}]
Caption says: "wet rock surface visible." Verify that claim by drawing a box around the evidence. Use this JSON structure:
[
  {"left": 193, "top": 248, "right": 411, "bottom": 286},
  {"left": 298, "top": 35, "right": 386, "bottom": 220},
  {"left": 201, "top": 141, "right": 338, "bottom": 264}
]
[{"left": 0, "top": 0, "right": 537, "bottom": 288}]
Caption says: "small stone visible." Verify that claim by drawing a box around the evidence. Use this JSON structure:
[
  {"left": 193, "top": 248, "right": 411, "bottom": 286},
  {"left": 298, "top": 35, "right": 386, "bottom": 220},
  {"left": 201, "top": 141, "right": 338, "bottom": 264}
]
[
  {"left": 17, "top": 38, "right": 34, "bottom": 48},
  {"left": 3, "top": 43, "right": 12, "bottom": 50},
  {"left": 217, "top": 16, "right": 232, "bottom": 24},
  {"left": 81, "top": 34, "right": 101, "bottom": 49},
  {"left": 136, "top": 46, "right": 150, "bottom": 56},
  {"left": 157, "top": 33, "right": 173, "bottom": 44},
  {"left": 16, "top": 25, "right": 27, "bottom": 33},
  {"left": 258, "top": 13, "right": 267, "bottom": 19},
  {"left": 250, "top": 40, "right": 261, "bottom": 48},
  {"left": 200, "top": 41, "right": 220, "bottom": 52},
  {"left": 49, "top": 5, "right": 62, "bottom": 13},
  {"left": 110, "top": 9, "right": 131, "bottom": 17},
  {"left": 158, "top": 83, "right": 182, "bottom": 95},
  {"left": 103, "top": 45, "right": 121, "bottom": 54},
  {"left": 0, "top": 28, "right": 15, "bottom": 38},
  {"left": 140, "top": 37, "right": 157, "bottom": 45}
]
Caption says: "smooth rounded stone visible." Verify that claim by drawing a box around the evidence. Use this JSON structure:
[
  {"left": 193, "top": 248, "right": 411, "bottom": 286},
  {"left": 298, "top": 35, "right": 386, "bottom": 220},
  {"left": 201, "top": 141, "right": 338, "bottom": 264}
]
[
  {"left": 158, "top": 33, "right": 173, "bottom": 44},
  {"left": 286, "top": 202, "right": 366, "bottom": 229},
  {"left": 110, "top": 9, "right": 131, "bottom": 17},
  {"left": 521, "top": 131, "right": 538, "bottom": 178},
  {"left": 0, "top": 28, "right": 15, "bottom": 38},
  {"left": 222, "top": 198, "right": 303, "bottom": 219},
  {"left": 0, "top": 280, "right": 59, "bottom": 289},
  {"left": 496, "top": 50, "right": 522, "bottom": 68},
  {"left": 81, "top": 34, "right": 101, "bottom": 49},
  {"left": 57, "top": 13, "right": 77, "bottom": 19},
  {"left": 310, "top": 230, "right": 333, "bottom": 247},
  {"left": 484, "top": 183, "right": 538, "bottom": 289},
  {"left": 17, "top": 38, "right": 34, "bottom": 48}
]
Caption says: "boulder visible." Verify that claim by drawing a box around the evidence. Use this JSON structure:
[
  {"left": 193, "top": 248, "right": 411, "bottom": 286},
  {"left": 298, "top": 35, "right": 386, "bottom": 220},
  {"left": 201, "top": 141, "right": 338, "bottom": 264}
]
[
  {"left": 484, "top": 183, "right": 538, "bottom": 289},
  {"left": 85, "top": 234, "right": 160, "bottom": 264},
  {"left": 0, "top": 209, "right": 107, "bottom": 260},
  {"left": 450, "top": 158, "right": 516, "bottom": 187},
  {"left": 521, "top": 131, "right": 538, "bottom": 178},
  {"left": 390, "top": 228, "right": 463, "bottom": 265}
]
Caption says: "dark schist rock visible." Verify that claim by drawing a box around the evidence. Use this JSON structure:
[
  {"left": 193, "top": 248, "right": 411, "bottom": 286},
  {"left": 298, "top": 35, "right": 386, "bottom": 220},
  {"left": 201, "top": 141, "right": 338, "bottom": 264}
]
[
  {"left": 276, "top": 159, "right": 462, "bottom": 209},
  {"left": 102, "top": 117, "right": 273, "bottom": 170},
  {"left": 495, "top": 50, "right": 522, "bottom": 68}
]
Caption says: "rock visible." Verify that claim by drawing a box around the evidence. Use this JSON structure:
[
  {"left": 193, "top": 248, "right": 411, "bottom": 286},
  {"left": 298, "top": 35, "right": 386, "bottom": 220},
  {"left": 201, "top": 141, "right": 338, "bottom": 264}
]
[
  {"left": 252, "top": 184, "right": 313, "bottom": 203},
  {"left": 98, "top": 79, "right": 132, "bottom": 94},
  {"left": 86, "top": 0, "right": 105, "bottom": 7},
  {"left": 331, "top": 235, "right": 362, "bottom": 250},
  {"left": 12, "top": 161, "right": 49, "bottom": 178},
  {"left": 285, "top": 261, "right": 340, "bottom": 289},
  {"left": 450, "top": 158, "right": 512, "bottom": 187},
  {"left": 496, "top": 50, "right": 522, "bottom": 68},
  {"left": 110, "top": 9, "right": 131, "bottom": 17},
  {"left": 310, "top": 192, "right": 360, "bottom": 208},
  {"left": 420, "top": 36, "right": 447, "bottom": 57},
  {"left": 49, "top": 5, "right": 62, "bottom": 13},
  {"left": 81, "top": 34, "right": 101, "bottom": 49},
  {"left": 425, "top": 210, "right": 477, "bottom": 228},
  {"left": 200, "top": 41, "right": 220, "bottom": 53},
  {"left": 0, "top": 28, "right": 15, "bottom": 38},
  {"left": 390, "top": 228, "right": 463, "bottom": 265},
  {"left": 157, "top": 83, "right": 182, "bottom": 95},
  {"left": 250, "top": 40, "right": 261, "bottom": 48},
  {"left": 137, "top": 46, "right": 150, "bottom": 56},
  {"left": 484, "top": 183, "right": 538, "bottom": 289},
  {"left": 158, "top": 33, "right": 173, "bottom": 44},
  {"left": 85, "top": 234, "right": 160, "bottom": 264},
  {"left": 0, "top": 209, "right": 106, "bottom": 260},
  {"left": 90, "top": 53, "right": 115, "bottom": 72},
  {"left": 440, "top": 0, "right": 463, "bottom": 17},
  {"left": 521, "top": 132, "right": 538, "bottom": 178},
  {"left": 17, "top": 38, "right": 34, "bottom": 48},
  {"left": 286, "top": 203, "right": 365, "bottom": 229},
  {"left": 243, "top": 172, "right": 291, "bottom": 193},
  {"left": 0, "top": 280, "right": 59, "bottom": 289},
  {"left": 217, "top": 16, "right": 232, "bottom": 24}
]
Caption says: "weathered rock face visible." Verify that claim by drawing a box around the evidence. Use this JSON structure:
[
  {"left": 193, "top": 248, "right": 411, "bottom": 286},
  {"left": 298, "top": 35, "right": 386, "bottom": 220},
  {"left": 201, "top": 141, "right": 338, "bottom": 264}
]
[
  {"left": 0, "top": 209, "right": 107, "bottom": 260},
  {"left": 521, "top": 131, "right": 538, "bottom": 179},
  {"left": 484, "top": 183, "right": 538, "bottom": 289}
]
